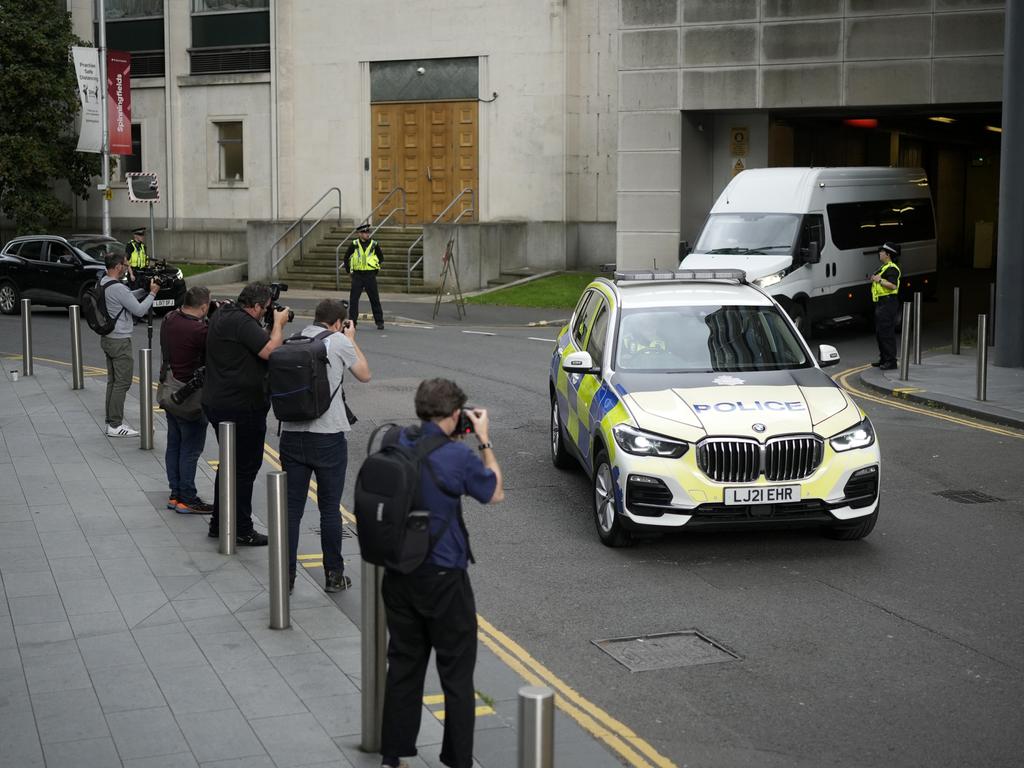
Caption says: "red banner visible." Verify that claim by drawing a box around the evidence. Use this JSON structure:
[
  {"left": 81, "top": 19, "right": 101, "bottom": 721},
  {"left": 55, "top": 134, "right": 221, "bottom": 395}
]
[{"left": 106, "top": 50, "right": 132, "bottom": 156}]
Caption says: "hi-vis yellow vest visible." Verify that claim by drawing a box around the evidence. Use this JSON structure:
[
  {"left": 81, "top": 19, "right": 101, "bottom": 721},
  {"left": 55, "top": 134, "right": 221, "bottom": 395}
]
[
  {"left": 871, "top": 262, "right": 901, "bottom": 302},
  {"left": 350, "top": 239, "right": 380, "bottom": 271},
  {"left": 128, "top": 241, "right": 147, "bottom": 269}
]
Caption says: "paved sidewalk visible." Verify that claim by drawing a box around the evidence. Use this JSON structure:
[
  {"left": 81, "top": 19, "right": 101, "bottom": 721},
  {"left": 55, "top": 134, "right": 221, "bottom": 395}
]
[
  {"left": 859, "top": 348, "right": 1024, "bottom": 430},
  {"left": 0, "top": 363, "right": 623, "bottom": 768}
]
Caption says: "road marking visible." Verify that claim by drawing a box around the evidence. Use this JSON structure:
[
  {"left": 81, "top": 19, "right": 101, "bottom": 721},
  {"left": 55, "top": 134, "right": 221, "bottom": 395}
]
[
  {"left": 433, "top": 706, "right": 496, "bottom": 721},
  {"left": 297, "top": 553, "right": 322, "bottom": 561},
  {"left": 18, "top": 351, "right": 679, "bottom": 768},
  {"left": 462, "top": 330, "right": 496, "bottom": 336},
  {"left": 836, "top": 364, "right": 1024, "bottom": 440},
  {"left": 528, "top": 337, "right": 557, "bottom": 343},
  {"left": 891, "top": 386, "right": 924, "bottom": 394}
]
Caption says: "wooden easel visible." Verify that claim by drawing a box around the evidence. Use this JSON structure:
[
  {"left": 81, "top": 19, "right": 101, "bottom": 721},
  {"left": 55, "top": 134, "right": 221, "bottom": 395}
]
[{"left": 433, "top": 234, "right": 466, "bottom": 320}]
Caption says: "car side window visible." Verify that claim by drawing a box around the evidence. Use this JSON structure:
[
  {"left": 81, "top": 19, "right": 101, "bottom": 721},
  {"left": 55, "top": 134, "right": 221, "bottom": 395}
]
[
  {"left": 586, "top": 302, "right": 610, "bottom": 371},
  {"left": 571, "top": 291, "right": 595, "bottom": 346},
  {"left": 18, "top": 241, "right": 43, "bottom": 261},
  {"left": 48, "top": 243, "right": 75, "bottom": 263}
]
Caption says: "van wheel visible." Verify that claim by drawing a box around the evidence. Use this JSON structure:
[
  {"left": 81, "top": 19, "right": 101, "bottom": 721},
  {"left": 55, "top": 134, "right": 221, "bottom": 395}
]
[
  {"left": 593, "top": 451, "right": 632, "bottom": 547},
  {"left": 550, "top": 397, "right": 573, "bottom": 470},
  {"left": 0, "top": 281, "right": 20, "bottom": 315}
]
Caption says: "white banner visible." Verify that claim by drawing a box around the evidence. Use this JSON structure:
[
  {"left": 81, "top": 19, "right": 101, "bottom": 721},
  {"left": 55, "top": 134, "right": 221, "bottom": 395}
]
[{"left": 72, "top": 46, "right": 102, "bottom": 153}]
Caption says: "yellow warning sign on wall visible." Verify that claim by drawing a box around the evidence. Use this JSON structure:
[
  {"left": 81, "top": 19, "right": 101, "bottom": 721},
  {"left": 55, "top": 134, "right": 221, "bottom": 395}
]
[{"left": 732, "top": 158, "right": 746, "bottom": 177}]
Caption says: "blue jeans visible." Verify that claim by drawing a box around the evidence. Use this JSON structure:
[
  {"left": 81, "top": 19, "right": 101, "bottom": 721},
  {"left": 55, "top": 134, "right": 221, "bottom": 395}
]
[
  {"left": 165, "top": 412, "right": 209, "bottom": 503},
  {"left": 279, "top": 431, "right": 348, "bottom": 577}
]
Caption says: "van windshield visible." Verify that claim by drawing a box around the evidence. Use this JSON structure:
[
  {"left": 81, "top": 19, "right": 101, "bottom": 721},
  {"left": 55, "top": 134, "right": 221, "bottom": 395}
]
[{"left": 694, "top": 213, "right": 800, "bottom": 255}]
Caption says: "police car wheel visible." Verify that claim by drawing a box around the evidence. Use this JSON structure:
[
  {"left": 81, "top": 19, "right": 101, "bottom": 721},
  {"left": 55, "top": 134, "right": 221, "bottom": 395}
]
[
  {"left": 824, "top": 508, "right": 878, "bottom": 540},
  {"left": 550, "top": 397, "right": 573, "bottom": 470},
  {"left": 592, "top": 451, "right": 632, "bottom": 547}
]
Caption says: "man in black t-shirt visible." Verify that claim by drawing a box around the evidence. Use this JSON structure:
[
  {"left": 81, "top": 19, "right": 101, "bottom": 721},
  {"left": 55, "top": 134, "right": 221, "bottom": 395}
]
[{"left": 203, "top": 282, "right": 290, "bottom": 545}]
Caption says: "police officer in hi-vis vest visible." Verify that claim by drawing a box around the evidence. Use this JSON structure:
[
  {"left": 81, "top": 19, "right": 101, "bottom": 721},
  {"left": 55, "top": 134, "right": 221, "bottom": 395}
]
[
  {"left": 870, "top": 241, "right": 902, "bottom": 370},
  {"left": 344, "top": 223, "right": 385, "bottom": 329},
  {"left": 126, "top": 227, "right": 148, "bottom": 287}
]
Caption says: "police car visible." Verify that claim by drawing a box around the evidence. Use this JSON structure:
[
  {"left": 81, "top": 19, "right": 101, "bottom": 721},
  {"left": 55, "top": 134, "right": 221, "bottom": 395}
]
[{"left": 549, "top": 269, "right": 880, "bottom": 547}]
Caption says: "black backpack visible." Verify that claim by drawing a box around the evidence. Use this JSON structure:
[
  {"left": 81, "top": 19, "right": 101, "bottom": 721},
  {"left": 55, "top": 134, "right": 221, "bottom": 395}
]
[
  {"left": 354, "top": 425, "right": 463, "bottom": 574},
  {"left": 81, "top": 278, "right": 124, "bottom": 336},
  {"left": 268, "top": 329, "right": 341, "bottom": 422}
]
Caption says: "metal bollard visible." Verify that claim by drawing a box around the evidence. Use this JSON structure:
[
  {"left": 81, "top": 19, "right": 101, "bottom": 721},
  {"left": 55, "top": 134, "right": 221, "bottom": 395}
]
[
  {"left": 70, "top": 305, "right": 84, "bottom": 389},
  {"left": 951, "top": 287, "right": 961, "bottom": 356},
  {"left": 218, "top": 421, "right": 237, "bottom": 555},
  {"left": 912, "top": 292, "right": 922, "bottom": 365},
  {"left": 267, "top": 471, "right": 289, "bottom": 629},
  {"left": 977, "top": 315, "right": 988, "bottom": 401},
  {"left": 898, "top": 303, "right": 912, "bottom": 381},
  {"left": 988, "top": 282, "right": 996, "bottom": 347},
  {"left": 138, "top": 349, "right": 153, "bottom": 450},
  {"left": 518, "top": 686, "right": 555, "bottom": 768},
  {"left": 21, "top": 299, "right": 33, "bottom": 376},
  {"left": 360, "top": 561, "right": 387, "bottom": 753}
]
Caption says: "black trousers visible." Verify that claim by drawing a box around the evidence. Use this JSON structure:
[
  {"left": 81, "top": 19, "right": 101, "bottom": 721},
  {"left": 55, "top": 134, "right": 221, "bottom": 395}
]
[
  {"left": 204, "top": 404, "right": 269, "bottom": 537},
  {"left": 875, "top": 296, "right": 900, "bottom": 365},
  {"left": 349, "top": 270, "right": 384, "bottom": 327},
  {"left": 381, "top": 567, "right": 477, "bottom": 768}
]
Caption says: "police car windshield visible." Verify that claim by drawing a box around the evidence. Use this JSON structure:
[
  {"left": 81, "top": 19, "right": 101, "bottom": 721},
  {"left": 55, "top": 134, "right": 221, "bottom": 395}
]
[
  {"left": 615, "top": 305, "right": 810, "bottom": 373},
  {"left": 694, "top": 213, "right": 799, "bottom": 255}
]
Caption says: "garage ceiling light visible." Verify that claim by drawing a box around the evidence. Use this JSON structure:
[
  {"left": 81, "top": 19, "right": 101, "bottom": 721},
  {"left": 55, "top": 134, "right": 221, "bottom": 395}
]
[
  {"left": 928, "top": 116, "right": 956, "bottom": 124},
  {"left": 986, "top": 125, "right": 1002, "bottom": 133}
]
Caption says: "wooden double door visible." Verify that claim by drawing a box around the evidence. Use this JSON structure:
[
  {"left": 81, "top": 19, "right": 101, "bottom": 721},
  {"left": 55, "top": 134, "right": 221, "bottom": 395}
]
[{"left": 371, "top": 101, "right": 477, "bottom": 223}]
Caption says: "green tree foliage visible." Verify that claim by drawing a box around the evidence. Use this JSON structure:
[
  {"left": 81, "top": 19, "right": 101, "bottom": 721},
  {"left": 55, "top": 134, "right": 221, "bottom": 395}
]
[{"left": 0, "top": 0, "right": 101, "bottom": 233}]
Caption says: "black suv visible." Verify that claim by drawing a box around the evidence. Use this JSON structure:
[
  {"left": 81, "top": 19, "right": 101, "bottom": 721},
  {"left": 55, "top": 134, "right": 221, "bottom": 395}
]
[{"left": 0, "top": 234, "right": 186, "bottom": 314}]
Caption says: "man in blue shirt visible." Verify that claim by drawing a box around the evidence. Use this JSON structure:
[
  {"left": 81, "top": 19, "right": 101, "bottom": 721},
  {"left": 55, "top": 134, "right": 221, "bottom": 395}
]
[{"left": 381, "top": 378, "right": 504, "bottom": 768}]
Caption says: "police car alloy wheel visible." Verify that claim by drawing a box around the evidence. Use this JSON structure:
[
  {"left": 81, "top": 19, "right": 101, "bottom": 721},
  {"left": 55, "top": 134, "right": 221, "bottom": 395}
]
[
  {"left": 593, "top": 450, "right": 632, "bottom": 547},
  {"left": 550, "top": 397, "right": 573, "bottom": 469}
]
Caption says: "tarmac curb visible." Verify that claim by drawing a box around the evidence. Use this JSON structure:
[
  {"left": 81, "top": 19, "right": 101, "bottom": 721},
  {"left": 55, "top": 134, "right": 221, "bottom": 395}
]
[{"left": 858, "top": 367, "right": 1024, "bottom": 430}]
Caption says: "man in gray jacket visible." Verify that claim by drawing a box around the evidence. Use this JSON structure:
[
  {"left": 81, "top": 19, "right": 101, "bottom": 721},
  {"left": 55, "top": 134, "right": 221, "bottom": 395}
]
[{"left": 100, "top": 252, "right": 159, "bottom": 437}]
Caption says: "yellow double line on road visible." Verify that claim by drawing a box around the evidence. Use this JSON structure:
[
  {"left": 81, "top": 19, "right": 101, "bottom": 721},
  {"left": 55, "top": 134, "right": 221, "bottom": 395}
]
[{"left": 10, "top": 351, "right": 676, "bottom": 768}]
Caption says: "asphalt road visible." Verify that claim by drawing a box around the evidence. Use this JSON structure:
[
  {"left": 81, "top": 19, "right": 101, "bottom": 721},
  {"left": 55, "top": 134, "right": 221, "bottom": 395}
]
[{"left": 4, "top": 301, "right": 1023, "bottom": 768}]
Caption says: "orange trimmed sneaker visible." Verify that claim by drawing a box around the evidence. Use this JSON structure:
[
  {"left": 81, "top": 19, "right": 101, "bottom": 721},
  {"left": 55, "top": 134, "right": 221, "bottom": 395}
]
[{"left": 167, "top": 497, "right": 188, "bottom": 512}]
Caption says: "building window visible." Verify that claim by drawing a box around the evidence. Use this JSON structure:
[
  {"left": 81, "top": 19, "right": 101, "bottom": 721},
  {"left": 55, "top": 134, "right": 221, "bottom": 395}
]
[
  {"left": 121, "top": 124, "right": 143, "bottom": 180},
  {"left": 215, "top": 122, "right": 244, "bottom": 181},
  {"left": 192, "top": 0, "right": 268, "bottom": 11},
  {"left": 104, "top": 0, "right": 164, "bottom": 19},
  {"left": 189, "top": 0, "right": 270, "bottom": 75}
]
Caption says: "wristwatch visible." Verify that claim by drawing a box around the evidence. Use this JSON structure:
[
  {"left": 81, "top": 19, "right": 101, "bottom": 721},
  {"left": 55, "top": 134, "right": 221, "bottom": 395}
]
[{"left": 478, "top": 442, "right": 493, "bottom": 451}]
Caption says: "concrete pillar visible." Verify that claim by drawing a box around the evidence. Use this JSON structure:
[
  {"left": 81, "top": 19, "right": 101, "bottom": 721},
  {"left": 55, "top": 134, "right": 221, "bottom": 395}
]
[{"left": 995, "top": 0, "right": 1023, "bottom": 368}]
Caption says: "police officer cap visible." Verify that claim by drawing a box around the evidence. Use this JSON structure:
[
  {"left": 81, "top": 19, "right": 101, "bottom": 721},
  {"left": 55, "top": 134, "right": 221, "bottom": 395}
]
[
  {"left": 132, "top": 227, "right": 146, "bottom": 236},
  {"left": 356, "top": 223, "right": 371, "bottom": 233},
  {"left": 880, "top": 241, "right": 900, "bottom": 257}
]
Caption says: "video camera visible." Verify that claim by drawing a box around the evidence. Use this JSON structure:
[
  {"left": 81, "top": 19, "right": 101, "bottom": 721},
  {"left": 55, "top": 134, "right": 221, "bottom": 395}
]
[
  {"left": 455, "top": 407, "right": 478, "bottom": 436},
  {"left": 171, "top": 365, "right": 205, "bottom": 405},
  {"left": 264, "top": 282, "right": 294, "bottom": 328}
]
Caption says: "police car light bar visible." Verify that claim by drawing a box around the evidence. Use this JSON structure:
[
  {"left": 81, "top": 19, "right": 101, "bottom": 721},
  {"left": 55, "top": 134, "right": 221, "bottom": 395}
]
[{"left": 613, "top": 269, "right": 748, "bottom": 282}]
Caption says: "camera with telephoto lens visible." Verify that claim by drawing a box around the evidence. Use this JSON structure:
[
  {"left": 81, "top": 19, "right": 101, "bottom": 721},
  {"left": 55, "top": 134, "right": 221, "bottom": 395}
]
[
  {"left": 263, "top": 282, "right": 294, "bottom": 328},
  {"left": 171, "top": 366, "right": 205, "bottom": 405},
  {"left": 455, "top": 407, "right": 478, "bottom": 436}
]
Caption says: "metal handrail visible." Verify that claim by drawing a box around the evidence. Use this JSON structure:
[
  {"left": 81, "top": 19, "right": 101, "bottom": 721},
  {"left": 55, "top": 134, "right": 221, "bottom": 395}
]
[
  {"left": 334, "top": 188, "right": 407, "bottom": 289},
  {"left": 272, "top": 205, "right": 339, "bottom": 277},
  {"left": 406, "top": 188, "right": 475, "bottom": 292},
  {"left": 269, "top": 187, "right": 342, "bottom": 275}
]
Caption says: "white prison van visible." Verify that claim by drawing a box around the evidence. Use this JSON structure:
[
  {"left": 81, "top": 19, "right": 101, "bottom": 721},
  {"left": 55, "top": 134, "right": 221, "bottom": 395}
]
[{"left": 680, "top": 167, "right": 937, "bottom": 333}]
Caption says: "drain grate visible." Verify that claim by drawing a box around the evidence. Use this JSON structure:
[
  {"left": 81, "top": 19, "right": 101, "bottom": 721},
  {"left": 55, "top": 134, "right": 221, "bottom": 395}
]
[
  {"left": 935, "top": 489, "right": 1003, "bottom": 505},
  {"left": 592, "top": 630, "right": 739, "bottom": 673}
]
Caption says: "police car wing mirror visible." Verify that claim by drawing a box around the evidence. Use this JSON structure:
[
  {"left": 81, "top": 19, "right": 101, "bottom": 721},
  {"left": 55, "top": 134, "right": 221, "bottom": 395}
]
[
  {"left": 562, "top": 351, "right": 598, "bottom": 374},
  {"left": 817, "top": 344, "right": 840, "bottom": 368},
  {"left": 802, "top": 240, "right": 821, "bottom": 265}
]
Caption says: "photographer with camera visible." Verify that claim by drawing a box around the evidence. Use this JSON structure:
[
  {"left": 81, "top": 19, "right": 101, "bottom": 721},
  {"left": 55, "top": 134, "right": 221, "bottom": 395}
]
[
  {"left": 378, "top": 378, "right": 504, "bottom": 768},
  {"left": 203, "top": 282, "right": 290, "bottom": 546},
  {"left": 158, "top": 286, "right": 213, "bottom": 514}
]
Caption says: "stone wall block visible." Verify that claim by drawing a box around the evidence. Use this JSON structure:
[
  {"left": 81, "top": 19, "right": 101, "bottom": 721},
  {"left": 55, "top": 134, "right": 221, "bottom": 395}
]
[
  {"left": 845, "top": 60, "right": 931, "bottom": 104},
  {"left": 761, "top": 64, "right": 841, "bottom": 107},
  {"left": 763, "top": 0, "right": 843, "bottom": 19},
  {"left": 845, "top": 15, "right": 933, "bottom": 59},
  {"left": 682, "top": 25, "right": 759, "bottom": 66},
  {"left": 934, "top": 11, "right": 1004, "bottom": 55},
  {"left": 619, "top": 71, "right": 680, "bottom": 110},
  {"left": 933, "top": 56, "right": 1004, "bottom": 102},
  {"left": 620, "top": 29, "right": 681, "bottom": 69},
  {"left": 935, "top": 0, "right": 1003, "bottom": 9},
  {"left": 682, "top": 0, "right": 759, "bottom": 24},
  {"left": 681, "top": 68, "right": 758, "bottom": 109},
  {"left": 848, "top": 0, "right": 931, "bottom": 14},
  {"left": 618, "top": 151, "right": 682, "bottom": 191},
  {"left": 618, "top": 192, "right": 681, "bottom": 231},
  {"left": 618, "top": 112, "right": 681, "bottom": 151},
  {"left": 762, "top": 20, "right": 842, "bottom": 62},
  {"left": 621, "top": 0, "right": 679, "bottom": 27}
]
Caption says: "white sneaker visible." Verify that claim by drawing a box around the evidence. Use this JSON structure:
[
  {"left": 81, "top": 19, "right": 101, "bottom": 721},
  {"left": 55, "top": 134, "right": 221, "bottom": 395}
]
[{"left": 106, "top": 423, "right": 139, "bottom": 438}]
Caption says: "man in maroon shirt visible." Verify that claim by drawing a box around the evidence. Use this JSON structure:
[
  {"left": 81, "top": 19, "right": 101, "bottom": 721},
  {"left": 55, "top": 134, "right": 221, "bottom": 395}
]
[{"left": 160, "top": 286, "right": 213, "bottom": 513}]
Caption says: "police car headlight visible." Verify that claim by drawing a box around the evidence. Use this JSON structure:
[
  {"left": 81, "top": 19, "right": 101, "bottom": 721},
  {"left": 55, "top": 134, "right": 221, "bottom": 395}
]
[
  {"left": 613, "top": 424, "right": 689, "bottom": 458},
  {"left": 754, "top": 270, "right": 785, "bottom": 288},
  {"left": 829, "top": 418, "right": 875, "bottom": 452},
  {"left": 175, "top": 268, "right": 184, "bottom": 280}
]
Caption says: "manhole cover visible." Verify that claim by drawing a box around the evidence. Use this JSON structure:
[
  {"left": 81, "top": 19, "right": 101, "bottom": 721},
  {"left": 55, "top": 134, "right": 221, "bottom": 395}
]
[
  {"left": 592, "top": 631, "right": 739, "bottom": 672},
  {"left": 935, "top": 489, "right": 1003, "bottom": 504}
]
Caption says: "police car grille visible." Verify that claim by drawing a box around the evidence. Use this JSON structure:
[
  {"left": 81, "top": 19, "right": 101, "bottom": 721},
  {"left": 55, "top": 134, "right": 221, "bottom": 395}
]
[
  {"left": 765, "top": 437, "right": 823, "bottom": 481},
  {"left": 697, "top": 440, "right": 760, "bottom": 483}
]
